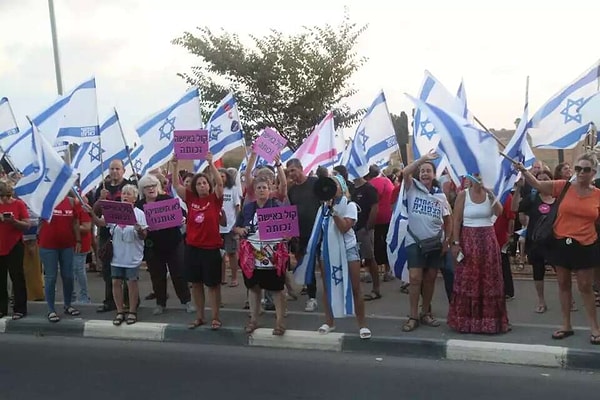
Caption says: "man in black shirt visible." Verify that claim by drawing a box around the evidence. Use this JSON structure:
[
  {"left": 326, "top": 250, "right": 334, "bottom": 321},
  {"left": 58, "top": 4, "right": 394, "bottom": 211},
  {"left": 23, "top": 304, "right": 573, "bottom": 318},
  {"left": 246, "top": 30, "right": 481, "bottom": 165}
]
[
  {"left": 352, "top": 175, "right": 380, "bottom": 299},
  {"left": 93, "top": 159, "right": 133, "bottom": 312},
  {"left": 287, "top": 158, "right": 321, "bottom": 312}
]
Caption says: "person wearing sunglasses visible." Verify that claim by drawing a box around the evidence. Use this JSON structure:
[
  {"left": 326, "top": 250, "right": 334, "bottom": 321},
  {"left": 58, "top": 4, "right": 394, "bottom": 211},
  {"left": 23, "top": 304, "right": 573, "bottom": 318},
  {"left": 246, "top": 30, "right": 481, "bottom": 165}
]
[{"left": 515, "top": 152, "right": 600, "bottom": 345}]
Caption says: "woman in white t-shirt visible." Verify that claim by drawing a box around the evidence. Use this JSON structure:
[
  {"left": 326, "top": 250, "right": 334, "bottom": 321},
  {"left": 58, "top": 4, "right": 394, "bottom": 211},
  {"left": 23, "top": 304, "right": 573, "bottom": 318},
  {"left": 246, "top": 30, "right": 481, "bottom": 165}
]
[
  {"left": 401, "top": 151, "right": 452, "bottom": 332},
  {"left": 219, "top": 169, "right": 242, "bottom": 286},
  {"left": 317, "top": 175, "right": 371, "bottom": 340},
  {"left": 86, "top": 184, "right": 148, "bottom": 326}
]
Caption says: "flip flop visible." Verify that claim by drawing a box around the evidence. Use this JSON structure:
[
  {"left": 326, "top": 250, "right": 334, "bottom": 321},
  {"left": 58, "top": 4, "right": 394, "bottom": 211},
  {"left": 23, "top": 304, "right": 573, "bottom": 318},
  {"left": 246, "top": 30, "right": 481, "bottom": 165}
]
[
  {"left": 318, "top": 324, "right": 335, "bottom": 334},
  {"left": 359, "top": 327, "right": 372, "bottom": 340},
  {"left": 363, "top": 291, "right": 382, "bottom": 301},
  {"left": 210, "top": 319, "right": 222, "bottom": 330},
  {"left": 552, "top": 329, "right": 575, "bottom": 340},
  {"left": 534, "top": 305, "right": 547, "bottom": 314},
  {"left": 590, "top": 334, "right": 600, "bottom": 345},
  {"left": 188, "top": 318, "right": 205, "bottom": 329}
]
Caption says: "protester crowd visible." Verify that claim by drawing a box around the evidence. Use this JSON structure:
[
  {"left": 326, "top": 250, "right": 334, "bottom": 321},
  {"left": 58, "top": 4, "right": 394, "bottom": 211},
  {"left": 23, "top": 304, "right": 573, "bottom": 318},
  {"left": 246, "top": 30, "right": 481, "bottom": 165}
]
[{"left": 1, "top": 149, "right": 600, "bottom": 344}]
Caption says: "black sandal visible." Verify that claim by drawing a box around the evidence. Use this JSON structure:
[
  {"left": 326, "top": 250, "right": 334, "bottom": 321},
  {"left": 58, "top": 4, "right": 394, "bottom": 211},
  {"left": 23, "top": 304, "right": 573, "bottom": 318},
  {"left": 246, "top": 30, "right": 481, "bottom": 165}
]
[
  {"left": 12, "top": 312, "right": 25, "bottom": 320},
  {"left": 64, "top": 306, "right": 80, "bottom": 316},
  {"left": 113, "top": 312, "right": 125, "bottom": 326},
  {"left": 126, "top": 312, "right": 137, "bottom": 325},
  {"left": 47, "top": 312, "right": 60, "bottom": 323}
]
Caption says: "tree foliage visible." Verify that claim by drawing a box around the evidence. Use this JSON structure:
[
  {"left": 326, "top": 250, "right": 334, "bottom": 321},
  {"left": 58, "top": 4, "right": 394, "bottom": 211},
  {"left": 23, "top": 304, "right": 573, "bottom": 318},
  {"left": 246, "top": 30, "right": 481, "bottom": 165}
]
[{"left": 172, "top": 9, "right": 368, "bottom": 149}]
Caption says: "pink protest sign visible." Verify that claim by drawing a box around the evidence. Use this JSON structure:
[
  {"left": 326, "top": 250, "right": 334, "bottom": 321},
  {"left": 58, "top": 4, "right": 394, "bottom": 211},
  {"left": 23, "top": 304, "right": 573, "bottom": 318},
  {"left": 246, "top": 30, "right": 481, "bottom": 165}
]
[
  {"left": 252, "top": 127, "right": 287, "bottom": 163},
  {"left": 99, "top": 200, "right": 137, "bottom": 226},
  {"left": 257, "top": 205, "right": 299, "bottom": 241},
  {"left": 174, "top": 130, "right": 209, "bottom": 160},
  {"left": 143, "top": 197, "right": 183, "bottom": 231}
]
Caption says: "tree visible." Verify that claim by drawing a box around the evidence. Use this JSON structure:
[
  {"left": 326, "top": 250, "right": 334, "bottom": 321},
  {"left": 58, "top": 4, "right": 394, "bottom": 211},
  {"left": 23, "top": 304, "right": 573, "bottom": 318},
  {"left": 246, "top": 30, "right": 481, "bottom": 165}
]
[{"left": 172, "top": 9, "right": 367, "bottom": 148}]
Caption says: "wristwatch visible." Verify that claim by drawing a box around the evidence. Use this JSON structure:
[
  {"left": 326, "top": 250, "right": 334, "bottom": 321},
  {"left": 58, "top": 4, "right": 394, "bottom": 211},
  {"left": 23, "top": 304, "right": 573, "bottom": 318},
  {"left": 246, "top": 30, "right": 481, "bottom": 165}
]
[{"left": 274, "top": 162, "right": 282, "bottom": 167}]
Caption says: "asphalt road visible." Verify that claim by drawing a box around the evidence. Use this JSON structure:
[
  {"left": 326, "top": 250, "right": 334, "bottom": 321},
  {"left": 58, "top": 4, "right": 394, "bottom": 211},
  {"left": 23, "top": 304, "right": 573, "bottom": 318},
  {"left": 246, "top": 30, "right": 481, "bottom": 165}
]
[{"left": 0, "top": 335, "right": 597, "bottom": 400}]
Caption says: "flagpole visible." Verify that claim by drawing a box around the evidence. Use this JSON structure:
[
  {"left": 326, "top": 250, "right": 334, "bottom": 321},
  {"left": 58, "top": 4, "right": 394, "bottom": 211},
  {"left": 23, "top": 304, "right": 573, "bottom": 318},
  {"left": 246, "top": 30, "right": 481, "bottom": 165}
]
[
  {"left": 114, "top": 108, "right": 138, "bottom": 179},
  {"left": 0, "top": 100, "right": 20, "bottom": 173},
  {"left": 48, "top": 0, "right": 63, "bottom": 96},
  {"left": 98, "top": 135, "right": 106, "bottom": 190},
  {"left": 473, "top": 116, "right": 506, "bottom": 149}
]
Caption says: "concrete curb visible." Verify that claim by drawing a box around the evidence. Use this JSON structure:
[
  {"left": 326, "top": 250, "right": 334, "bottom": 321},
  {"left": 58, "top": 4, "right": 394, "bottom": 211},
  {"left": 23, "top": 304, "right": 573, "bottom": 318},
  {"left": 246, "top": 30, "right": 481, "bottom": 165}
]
[{"left": 1, "top": 317, "right": 599, "bottom": 371}]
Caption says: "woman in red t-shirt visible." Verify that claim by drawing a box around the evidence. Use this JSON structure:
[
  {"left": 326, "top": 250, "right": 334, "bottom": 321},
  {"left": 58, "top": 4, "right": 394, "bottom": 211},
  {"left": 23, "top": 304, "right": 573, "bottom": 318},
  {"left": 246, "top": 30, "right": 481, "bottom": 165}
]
[
  {"left": 172, "top": 152, "right": 224, "bottom": 330},
  {"left": 38, "top": 196, "right": 82, "bottom": 322},
  {"left": 0, "top": 181, "right": 30, "bottom": 319}
]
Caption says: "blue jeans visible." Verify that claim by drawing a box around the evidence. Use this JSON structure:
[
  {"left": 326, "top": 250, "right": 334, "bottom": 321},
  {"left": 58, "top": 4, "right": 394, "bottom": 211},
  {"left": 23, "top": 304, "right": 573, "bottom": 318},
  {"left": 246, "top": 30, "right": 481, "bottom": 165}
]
[
  {"left": 39, "top": 247, "right": 74, "bottom": 313},
  {"left": 72, "top": 252, "right": 91, "bottom": 304}
]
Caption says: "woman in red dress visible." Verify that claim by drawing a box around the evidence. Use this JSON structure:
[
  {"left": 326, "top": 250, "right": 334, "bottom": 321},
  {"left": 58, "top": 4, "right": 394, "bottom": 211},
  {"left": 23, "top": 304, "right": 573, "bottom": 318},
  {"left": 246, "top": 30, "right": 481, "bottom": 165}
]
[{"left": 449, "top": 174, "right": 510, "bottom": 334}]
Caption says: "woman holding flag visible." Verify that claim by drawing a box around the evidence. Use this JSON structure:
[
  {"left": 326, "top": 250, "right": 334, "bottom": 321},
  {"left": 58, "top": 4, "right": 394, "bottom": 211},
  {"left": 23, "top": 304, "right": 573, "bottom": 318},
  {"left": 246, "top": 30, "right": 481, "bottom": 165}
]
[
  {"left": 401, "top": 151, "right": 452, "bottom": 332},
  {"left": 298, "top": 174, "right": 371, "bottom": 339}
]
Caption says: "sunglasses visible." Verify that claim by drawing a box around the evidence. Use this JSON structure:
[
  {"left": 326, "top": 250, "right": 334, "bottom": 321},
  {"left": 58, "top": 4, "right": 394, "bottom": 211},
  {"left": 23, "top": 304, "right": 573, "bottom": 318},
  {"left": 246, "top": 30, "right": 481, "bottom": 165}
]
[{"left": 574, "top": 166, "right": 594, "bottom": 173}]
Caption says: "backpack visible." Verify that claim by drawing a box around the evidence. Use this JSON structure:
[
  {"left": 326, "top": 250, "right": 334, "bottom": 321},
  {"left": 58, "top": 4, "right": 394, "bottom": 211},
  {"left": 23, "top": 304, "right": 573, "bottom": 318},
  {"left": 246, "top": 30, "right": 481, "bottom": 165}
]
[{"left": 529, "top": 183, "right": 570, "bottom": 244}]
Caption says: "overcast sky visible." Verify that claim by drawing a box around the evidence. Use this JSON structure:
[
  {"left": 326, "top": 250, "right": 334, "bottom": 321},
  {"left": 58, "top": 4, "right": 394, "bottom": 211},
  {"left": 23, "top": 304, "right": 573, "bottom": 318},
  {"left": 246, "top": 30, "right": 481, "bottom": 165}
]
[{"left": 1, "top": 0, "right": 598, "bottom": 144}]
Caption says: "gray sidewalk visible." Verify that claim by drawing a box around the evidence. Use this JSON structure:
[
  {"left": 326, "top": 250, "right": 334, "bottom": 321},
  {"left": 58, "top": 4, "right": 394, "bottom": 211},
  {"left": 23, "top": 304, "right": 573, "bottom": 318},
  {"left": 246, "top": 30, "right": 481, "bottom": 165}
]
[{"left": 2, "top": 268, "right": 599, "bottom": 371}]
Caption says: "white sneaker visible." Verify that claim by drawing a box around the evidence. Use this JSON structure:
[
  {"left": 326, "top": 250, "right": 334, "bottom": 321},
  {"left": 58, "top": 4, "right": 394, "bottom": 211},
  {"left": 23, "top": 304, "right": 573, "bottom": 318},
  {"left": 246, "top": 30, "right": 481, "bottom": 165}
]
[
  {"left": 185, "top": 301, "right": 196, "bottom": 313},
  {"left": 305, "top": 298, "right": 318, "bottom": 312},
  {"left": 152, "top": 305, "right": 164, "bottom": 315}
]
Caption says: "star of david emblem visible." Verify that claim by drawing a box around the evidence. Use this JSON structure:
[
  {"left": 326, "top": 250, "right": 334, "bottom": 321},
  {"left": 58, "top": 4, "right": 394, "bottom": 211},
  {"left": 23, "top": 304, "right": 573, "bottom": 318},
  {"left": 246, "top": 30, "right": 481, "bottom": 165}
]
[
  {"left": 159, "top": 116, "right": 176, "bottom": 141},
  {"left": 209, "top": 124, "right": 223, "bottom": 141},
  {"left": 134, "top": 159, "right": 143, "bottom": 173},
  {"left": 332, "top": 265, "right": 343, "bottom": 286},
  {"left": 87, "top": 142, "right": 105, "bottom": 163},
  {"left": 420, "top": 119, "right": 436, "bottom": 140},
  {"left": 357, "top": 128, "right": 369, "bottom": 151},
  {"left": 477, "top": 129, "right": 490, "bottom": 143},
  {"left": 560, "top": 98, "right": 584, "bottom": 124}
]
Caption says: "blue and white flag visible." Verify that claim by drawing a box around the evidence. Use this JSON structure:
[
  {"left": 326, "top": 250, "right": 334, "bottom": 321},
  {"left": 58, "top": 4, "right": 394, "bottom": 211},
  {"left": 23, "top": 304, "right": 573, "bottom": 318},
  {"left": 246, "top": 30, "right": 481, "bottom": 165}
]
[
  {"left": 72, "top": 110, "right": 131, "bottom": 196},
  {"left": 13, "top": 123, "right": 77, "bottom": 221},
  {"left": 194, "top": 92, "right": 245, "bottom": 172},
  {"left": 407, "top": 95, "right": 500, "bottom": 188},
  {"left": 494, "top": 80, "right": 535, "bottom": 202},
  {"left": 412, "top": 71, "right": 465, "bottom": 183},
  {"left": 386, "top": 181, "right": 410, "bottom": 282},
  {"left": 579, "top": 92, "right": 600, "bottom": 130},
  {"left": 346, "top": 91, "right": 398, "bottom": 179},
  {"left": 0, "top": 97, "right": 19, "bottom": 151},
  {"left": 136, "top": 87, "right": 201, "bottom": 173},
  {"left": 294, "top": 200, "right": 354, "bottom": 317},
  {"left": 53, "top": 77, "right": 99, "bottom": 143},
  {"left": 127, "top": 136, "right": 148, "bottom": 177},
  {"left": 528, "top": 60, "right": 600, "bottom": 149}
]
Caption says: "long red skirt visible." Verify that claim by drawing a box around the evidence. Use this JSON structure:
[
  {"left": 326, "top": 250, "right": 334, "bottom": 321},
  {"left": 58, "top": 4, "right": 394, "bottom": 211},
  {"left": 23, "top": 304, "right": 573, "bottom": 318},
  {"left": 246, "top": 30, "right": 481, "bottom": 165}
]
[{"left": 447, "top": 226, "right": 510, "bottom": 334}]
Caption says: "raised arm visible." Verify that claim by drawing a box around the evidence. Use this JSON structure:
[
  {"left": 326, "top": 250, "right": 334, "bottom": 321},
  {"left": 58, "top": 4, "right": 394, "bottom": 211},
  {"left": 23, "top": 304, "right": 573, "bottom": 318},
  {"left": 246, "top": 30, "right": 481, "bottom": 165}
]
[
  {"left": 244, "top": 151, "right": 258, "bottom": 191},
  {"left": 207, "top": 152, "right": 224, "bottom": 199},
  {"left": 274, "top": 153, "right": 287, "bottom": 201},
  {"left": 514, "top": 162, "right": 553, "bottom": 196},
  {"left": 402, "top": 150, "right": 439, "bottom": 189},
  {"left": 170, "top": 157, "right": 186, "bottom": 200}
]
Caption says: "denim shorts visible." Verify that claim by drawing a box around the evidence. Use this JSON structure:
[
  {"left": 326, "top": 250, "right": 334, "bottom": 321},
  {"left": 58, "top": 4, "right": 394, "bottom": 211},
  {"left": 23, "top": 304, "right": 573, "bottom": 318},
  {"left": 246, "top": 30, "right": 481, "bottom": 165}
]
[
  {"left": 111, "top": 266, "right": 140, "bottom": 281},
  {"left": 346, "top": 246, "right": 361, "bottom": 262}
]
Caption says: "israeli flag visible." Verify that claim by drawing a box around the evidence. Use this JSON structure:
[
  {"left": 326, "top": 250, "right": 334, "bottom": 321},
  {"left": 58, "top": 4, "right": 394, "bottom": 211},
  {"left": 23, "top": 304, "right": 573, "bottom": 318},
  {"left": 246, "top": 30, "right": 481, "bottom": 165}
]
[
  {"left": 579, "top": 92, "right": 600, "bottom": 129},
  {"left": 136, "top": 87, "right": 201, "bottom": 173},
  {"left": 406, "top": 94, "right": 500, "bottom": 188},
  {"left": 346, "top": 91, "right": 398, "bottom": 179},
  {"left": 127, "top": 138, "right": 148, "bottom": 177},
  {"left": 53, "top": 77, "right": 99, "bottom": 143},
  {"left": 386, "top": 181, "right": 409, "bottom": 282},
  {"left": 494, "top": 80, "right": 535, "bottom": 202},
  {"left": 528, "top": 60, "right": 600, "bottom": 149},
  {"left": 13, "top": 123, "right": 77, "bottom": 221},
  {"left": 456, "top": 79, "right": 472, "bottom": 122},
  {"left": 412, "top": 71, "right": 465, "bottom": 182},
  {"left": 72, "top": 110, "right": 131, "bottom": 196},
  {"left": 194, "top": 92, "right": 245, "bottom": 172},
  {"left": 0, "top": 97, "right": 20, "bottom": 151}
]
